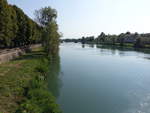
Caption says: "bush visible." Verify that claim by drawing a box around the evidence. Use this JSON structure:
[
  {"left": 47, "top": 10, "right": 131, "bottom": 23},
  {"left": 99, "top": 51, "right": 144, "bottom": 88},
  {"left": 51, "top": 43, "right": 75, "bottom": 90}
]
[
  {"left": 16, "top": 57, "right": 61, "bottom": 113},
  {"left": 35, "top": 57, "right": 49, "bottom": 75},
  {"left": 17, "top": 83, "right": 61, "bottom": 113}
]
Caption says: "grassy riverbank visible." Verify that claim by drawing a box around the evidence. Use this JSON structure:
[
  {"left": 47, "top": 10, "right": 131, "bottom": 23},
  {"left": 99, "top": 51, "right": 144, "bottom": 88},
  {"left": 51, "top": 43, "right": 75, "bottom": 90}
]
[{"left": 0, "top": 48, "right": 61, "bottom": 113}]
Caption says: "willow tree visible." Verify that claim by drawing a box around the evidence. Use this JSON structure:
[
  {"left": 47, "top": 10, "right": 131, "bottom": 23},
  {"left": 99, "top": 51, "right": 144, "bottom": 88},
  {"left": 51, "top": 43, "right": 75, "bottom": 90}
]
[{"left": 35, "top": 7, "right": 60, "bottom": 56}]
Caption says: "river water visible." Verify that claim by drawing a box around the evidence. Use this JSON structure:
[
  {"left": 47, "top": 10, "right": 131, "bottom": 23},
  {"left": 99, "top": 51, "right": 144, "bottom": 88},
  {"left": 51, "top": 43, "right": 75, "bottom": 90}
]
[{"left": 48, "top": 43, "right": 150, "bottom": 113}]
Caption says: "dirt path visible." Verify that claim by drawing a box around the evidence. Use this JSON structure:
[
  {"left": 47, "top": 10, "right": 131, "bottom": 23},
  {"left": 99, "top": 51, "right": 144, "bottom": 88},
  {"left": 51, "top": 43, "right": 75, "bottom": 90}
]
[{"left": 0, "top": 44, "right": 41, "bottom": 64}]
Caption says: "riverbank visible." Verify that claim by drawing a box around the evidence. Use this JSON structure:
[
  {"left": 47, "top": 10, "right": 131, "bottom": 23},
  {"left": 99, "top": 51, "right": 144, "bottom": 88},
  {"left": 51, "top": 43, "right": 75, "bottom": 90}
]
[
  {"left": 0, "top": 48, "right": 61, "bottom": 113},
  {"left": 73, "top": 40, "right": 150, "bottom": 49},
  {"left": 95, "top": 42, "right": 150, "bottom": 48},
  {"left": 0, "top": 44, "right": 41, "bottom": 64}
]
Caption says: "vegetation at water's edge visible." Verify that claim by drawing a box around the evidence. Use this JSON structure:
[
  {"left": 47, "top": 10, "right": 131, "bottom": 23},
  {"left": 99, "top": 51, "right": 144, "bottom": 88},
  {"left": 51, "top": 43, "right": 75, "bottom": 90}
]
[
  {"left": 62, "top": 32, "right": 150, "bottom": 48},
  {"left": 0, "top": 0, "right": 61, "bottom": 112},
  {"left": 0, "top": 48, "right": 61, "bottom": 113}
]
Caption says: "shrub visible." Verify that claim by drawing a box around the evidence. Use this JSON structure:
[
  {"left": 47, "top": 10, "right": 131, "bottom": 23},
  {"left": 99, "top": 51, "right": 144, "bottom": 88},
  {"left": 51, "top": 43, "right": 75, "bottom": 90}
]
[
  {"left": 17, "top": 84, "right": 61, "bottom": 113},
  {"left": 16, "top": 57, "right": 61, "bottom": 113},
  {"left": 35, "top": 57, "right": 49, "bottom": 75}
]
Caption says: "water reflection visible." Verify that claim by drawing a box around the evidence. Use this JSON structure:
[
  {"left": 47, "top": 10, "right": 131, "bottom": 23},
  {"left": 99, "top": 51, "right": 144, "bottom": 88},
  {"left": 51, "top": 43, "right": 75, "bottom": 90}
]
[
  {"left": 82, "top": 44, "right": 95, "bottom": 48},
  {"left": 47, "top": 54, "right": 62, "bottom": 98},
  {"left": 96, "top": 44, "right": 150, "bottom": 55},
  {"left": 83, "top": 43, "right": 150, "bottom": 59},
  {"left": 88, "top": 44, "right": 94, "bottom": 48},
  {"left": 82, "top": 44, "right": 85, "bottom": 48},
  {"left": 58, "top": 43, "right": 150, "bottom": 113}
]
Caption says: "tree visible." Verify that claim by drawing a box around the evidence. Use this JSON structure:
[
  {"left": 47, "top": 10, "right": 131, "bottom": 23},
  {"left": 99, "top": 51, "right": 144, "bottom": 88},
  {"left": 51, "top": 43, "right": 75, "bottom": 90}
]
[
  {"left": 12, "top": 5, "right": 28, "bottom": 47},
  {"left": 44, "top": 21, "right": 60, "bottom": 55},
  {"left": 118, "top": 33, "right": 125, "bottom": 46},
  {"left": 0, "top": 0, "right": 44, "bottom": 48},
  {"left": 111, "top": 35, "right": 117, "bottom": 45},
  {"left": 134, "top": 37, "right": 145, "bottom": 48},
  {"left": 0, "top": 0, "right": 12, "bottom": 47},
  {"left": 9, "top": 5, "right": 18, "bottom": 47},
  {"left": 35, "top": 7, "right": 60, "bottom": 56},
  {"left": 81, "top": 37, "right": 85, "bottom": 44},
  {"left": 126, "top": 31, "right": 131, "bottom": 35},
  {"left": 35, "top": 7, "right": 57, "bottom": 27},
  {"left": 97, "top": 32, "right": 106, "bottom": 43}
]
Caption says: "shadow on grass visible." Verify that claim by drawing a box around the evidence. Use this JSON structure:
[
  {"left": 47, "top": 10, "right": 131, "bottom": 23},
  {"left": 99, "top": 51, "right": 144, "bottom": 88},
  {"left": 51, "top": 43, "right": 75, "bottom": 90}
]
[{"left": 14, "top": 50, "right": 46, "bottom": 61}]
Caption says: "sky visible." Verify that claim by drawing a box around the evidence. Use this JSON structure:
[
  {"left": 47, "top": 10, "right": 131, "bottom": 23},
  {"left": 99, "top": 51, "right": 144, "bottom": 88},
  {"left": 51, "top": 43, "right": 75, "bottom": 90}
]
[{"left": 8, "top": 0, "right": 150, "bottom": 39}]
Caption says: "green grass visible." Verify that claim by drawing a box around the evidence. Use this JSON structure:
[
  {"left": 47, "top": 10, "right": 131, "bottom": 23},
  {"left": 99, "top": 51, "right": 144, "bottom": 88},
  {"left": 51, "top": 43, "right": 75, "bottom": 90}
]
[{"left": 0, "top": 48, "right": 61, "bottom": 113}]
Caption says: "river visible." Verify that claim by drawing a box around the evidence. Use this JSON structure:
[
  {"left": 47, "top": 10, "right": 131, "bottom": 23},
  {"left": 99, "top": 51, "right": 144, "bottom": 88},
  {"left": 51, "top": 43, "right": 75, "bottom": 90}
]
[{"left": 48, "top": 43, "right": 150, "bottom": 113}]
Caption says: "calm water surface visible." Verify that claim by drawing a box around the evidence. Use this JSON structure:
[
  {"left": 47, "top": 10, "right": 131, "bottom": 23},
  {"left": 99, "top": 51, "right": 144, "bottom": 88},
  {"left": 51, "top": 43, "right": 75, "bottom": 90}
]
[{"left": 48, "top": 43, "right": 150, "bottom": 113}]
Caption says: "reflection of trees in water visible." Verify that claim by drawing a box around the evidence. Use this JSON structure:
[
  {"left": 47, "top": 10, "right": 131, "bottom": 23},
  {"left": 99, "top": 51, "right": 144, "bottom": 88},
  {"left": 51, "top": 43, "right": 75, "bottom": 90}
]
[
  {"left": 96, "top": 44, "right": 117, "bottom": 55},
  {"left": 82, "top": 44, "right": 85, "bottom": 48},
  {"left": 83, "top": 44, "right": 95, "bottom": 48},
  {"left": 110, "top": 49, "right": 116, "bottom": 55},
  {"left": 96, "top": 44, "right": 150, "bottom": 56},
  {"left": 88, "top": 44, "right": 94, "bottom": 48},
  {"left": 47, "top": 53, "right": 62, "bottom": 98},
  {"left": 82, "top": 43, "right": 150, "bottom": 56}
]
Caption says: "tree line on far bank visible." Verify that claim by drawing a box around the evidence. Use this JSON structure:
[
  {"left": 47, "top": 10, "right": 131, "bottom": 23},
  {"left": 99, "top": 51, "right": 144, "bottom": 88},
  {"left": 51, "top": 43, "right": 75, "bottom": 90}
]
[{"left": 62, "top": 32, "right": 150, "bottom": 48}]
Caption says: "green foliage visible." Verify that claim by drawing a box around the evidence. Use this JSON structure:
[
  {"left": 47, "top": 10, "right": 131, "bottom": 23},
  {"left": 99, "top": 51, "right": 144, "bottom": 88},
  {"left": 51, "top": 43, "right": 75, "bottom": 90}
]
[
  {"left": 44, "top": 21, "right": 60, "bottom": 56},
  {"left": 0, "top": 0, "right": 60, "bottom": 55},
  {"left": 134, "top": 38, "right": 143, "bottom": 48},
  {"left": 0, "top": 49, "right": 61, "bottom": 113},
  {"left": 35, "top": 58, "right": 49, "bottom": 75},
  {"left": 15, "top": 53, "right": 61, "bottom": 113},
  {"left": 35, "top": 7, "right": 61, "bottom": 57},
  {"left": 25, "top": 89, "right": 60, "bottom": 113},
  {"left": 0, "top": 1, "right": 61, "bottom": 112},
  {"left": 0, "top": 0, "right": 12, "bottom": 47},
  {"left": 64, "top": 32, "right": 150, "bottom": 49},
  {"left": 0, "top": 1, "right": 42, "bottom": 48},
  {"left": 27, "top": 77, "right": 46, "bottom": 90},
  {"left": 17, "top": 80, "right": 61, "bottom": 113},
  {"left": 12, "top": 5, "right": 42, "bottom": 47},
  {"left": 35, "top": 6, "right": 57, "bottom": 27},
  {"left": 17, "top": 61, "right": 61, "bottom": 113},
  {"left": 8, "top": 5, "right": 18, "bottom": 47}
]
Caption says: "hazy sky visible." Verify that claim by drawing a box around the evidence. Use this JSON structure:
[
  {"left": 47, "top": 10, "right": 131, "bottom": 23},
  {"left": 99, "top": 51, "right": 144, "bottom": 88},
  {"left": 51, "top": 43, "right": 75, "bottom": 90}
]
[{"left": 8, "top": 0, "right": 150, "bottom": 38}]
